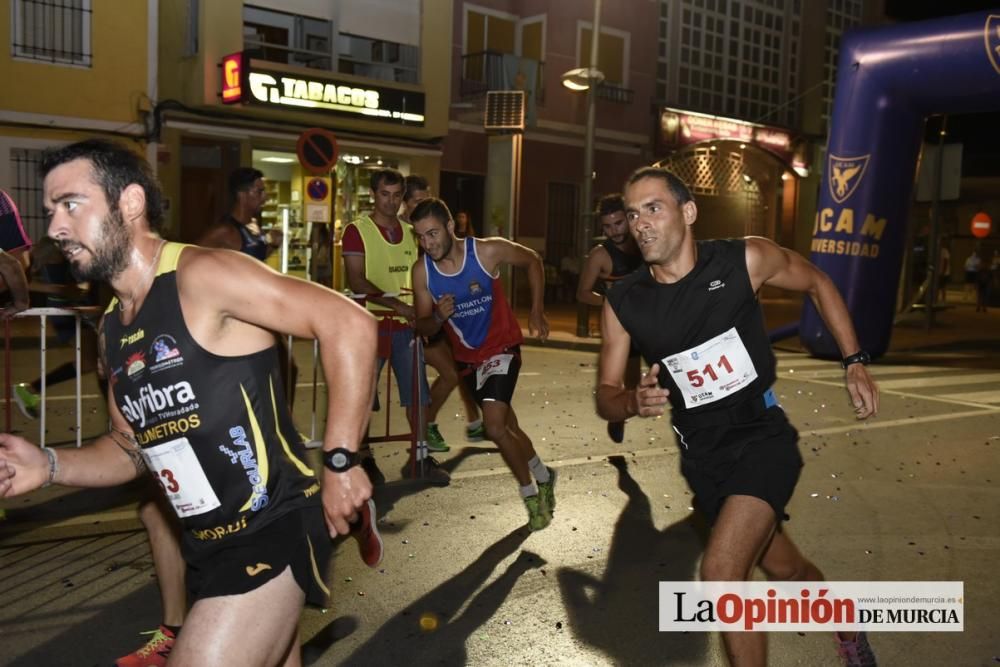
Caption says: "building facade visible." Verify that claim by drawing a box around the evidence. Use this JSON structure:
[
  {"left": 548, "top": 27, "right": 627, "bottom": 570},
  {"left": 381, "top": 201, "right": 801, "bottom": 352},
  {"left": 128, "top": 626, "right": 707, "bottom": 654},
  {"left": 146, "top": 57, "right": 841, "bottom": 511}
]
[
  {"left": 654, "top": 0, "right": 885, "bottom": 258},
  {"left": 0, "top": 0, "right": 155, "bottom": 243},
  {"left": 155, "top": 0, "right": 452, "bottom": 282}
]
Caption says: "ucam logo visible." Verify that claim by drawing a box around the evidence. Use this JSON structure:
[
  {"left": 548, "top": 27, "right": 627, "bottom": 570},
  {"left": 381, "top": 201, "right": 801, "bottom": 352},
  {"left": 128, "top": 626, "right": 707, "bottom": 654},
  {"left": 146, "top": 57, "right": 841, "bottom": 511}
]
[
  {"left": 120, "top": 381, "right": 197, "bottom": 428},
  {"left": 827, "top": 154, "right": 870, "bottom": 204},
  {"left": 986, "top": 15, "right": 1000, "bottom": 74}
]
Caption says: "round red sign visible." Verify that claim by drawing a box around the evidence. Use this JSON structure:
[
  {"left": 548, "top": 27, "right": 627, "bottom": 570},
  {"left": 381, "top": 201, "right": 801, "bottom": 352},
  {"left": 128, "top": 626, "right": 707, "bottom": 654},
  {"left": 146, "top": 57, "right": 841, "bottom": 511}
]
[
  {"left": 296, "top": 128, "right": 338, "bottom": 175},
  {"left": 971, "top": 211, "right": 992, "bottom": 239}
]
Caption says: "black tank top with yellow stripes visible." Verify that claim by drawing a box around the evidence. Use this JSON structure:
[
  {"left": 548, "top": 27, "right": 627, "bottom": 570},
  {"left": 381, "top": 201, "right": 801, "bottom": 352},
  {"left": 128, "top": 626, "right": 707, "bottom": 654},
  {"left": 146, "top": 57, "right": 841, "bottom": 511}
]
[{"left": 102, "top": 243, "right": 319, "bottom": 557}]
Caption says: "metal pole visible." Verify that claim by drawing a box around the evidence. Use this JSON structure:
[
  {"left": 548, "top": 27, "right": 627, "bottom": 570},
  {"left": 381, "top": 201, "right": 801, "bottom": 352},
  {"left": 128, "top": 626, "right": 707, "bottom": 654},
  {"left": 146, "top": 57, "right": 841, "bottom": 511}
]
[
  {"left": 926, "top": 115, "right": 947, "bottom": 330},
  {"left": 576, "top": 0, "right": 602, "bottom": 337}
]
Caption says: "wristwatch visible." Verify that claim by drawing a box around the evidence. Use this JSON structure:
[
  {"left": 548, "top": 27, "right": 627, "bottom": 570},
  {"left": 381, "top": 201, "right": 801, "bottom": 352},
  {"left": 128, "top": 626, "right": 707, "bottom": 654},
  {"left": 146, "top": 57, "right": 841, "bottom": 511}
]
[
  {"left": 323, "top": 447, "right": 361, "bottom": 473},
  {"left": 841, "top": 350, "right": 871, "bottom": 369}
]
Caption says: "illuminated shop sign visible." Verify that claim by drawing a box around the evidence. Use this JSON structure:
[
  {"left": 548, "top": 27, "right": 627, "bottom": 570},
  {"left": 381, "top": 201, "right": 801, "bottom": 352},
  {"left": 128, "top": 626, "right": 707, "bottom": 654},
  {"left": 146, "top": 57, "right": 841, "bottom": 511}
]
[
  {"left": 221, "top": 53, "right": 243, "bottom": 104},
  {"left": 225, "top": 59, "right": 426, "bottom": 125},
  {"left": 657, "top": 107, "right": 803, "bottom": 169}
]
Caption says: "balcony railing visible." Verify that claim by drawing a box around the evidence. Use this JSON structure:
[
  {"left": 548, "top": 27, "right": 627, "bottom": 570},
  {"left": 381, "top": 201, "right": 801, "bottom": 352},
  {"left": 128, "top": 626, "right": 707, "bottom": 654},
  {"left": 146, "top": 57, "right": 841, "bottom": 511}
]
[
  {"left": 244, "top": 32, "right": 419, "bottom": 84},
  {"left": 460, "top": 51, "right": 545, "bottom": 106},
  {"left": 596, "top": 82, "right": 634, "bottom": 104},
  {"left": 244, "top": 37, "right": 332, "bottom": 70}
]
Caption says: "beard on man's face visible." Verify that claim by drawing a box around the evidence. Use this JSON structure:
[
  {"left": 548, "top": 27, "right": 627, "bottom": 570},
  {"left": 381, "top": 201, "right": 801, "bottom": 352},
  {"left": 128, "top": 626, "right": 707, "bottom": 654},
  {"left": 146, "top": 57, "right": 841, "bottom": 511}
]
[{"left": 67, "top": 206, "right": 132, "bottom": 283}]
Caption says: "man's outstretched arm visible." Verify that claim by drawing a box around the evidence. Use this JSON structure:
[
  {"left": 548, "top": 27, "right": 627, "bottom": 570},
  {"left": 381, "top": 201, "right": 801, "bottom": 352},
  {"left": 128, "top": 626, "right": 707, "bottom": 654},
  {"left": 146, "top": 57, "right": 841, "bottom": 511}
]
[
  {"left": 184, "top": 248, "right": 378, "bottom": 537},
  {"left": 746, "top": 236, "right": 878, "bottom": 419}
]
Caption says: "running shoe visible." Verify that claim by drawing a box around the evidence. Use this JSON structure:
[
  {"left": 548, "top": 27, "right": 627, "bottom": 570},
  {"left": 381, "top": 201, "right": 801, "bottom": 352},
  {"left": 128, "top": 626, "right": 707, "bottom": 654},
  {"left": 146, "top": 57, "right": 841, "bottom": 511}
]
[
  {"left": 114, "top": 625, "right": 176, "bottom": 667},
  {"left": 607, "top": 420, "right": 625, "bottom": 444},
  {"left": 361, "top": 455, "right": 386, "bottom": 486},
  {"left": 400, "top": 455, "right": 451, "bottom": 487},
  {"left": 349, "top": 498, "right": 384, "bottom": 568},
  {"left": 425, "top": 424, "right": 450, "bottom": 452},
  {"left": 537, "top": 467, "right": 557, "bottom": 516},
  {"left": 836, "top": 631, "right": 877, "bottom": 667},
  {"left": 466, "top": 422, "right": 486, "bottom": 442},
  {"left": 13, "top": 383, "right": 39, "bottom": 420},
  {"left": 523, "top": 494, "right": 551, "bottom": 531}
]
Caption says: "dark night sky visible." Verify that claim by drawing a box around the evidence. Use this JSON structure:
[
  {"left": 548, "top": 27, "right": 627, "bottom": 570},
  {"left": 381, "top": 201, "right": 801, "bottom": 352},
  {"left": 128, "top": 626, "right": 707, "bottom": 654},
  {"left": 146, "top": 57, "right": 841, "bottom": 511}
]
[
  {"left": 884, "top": 1, "right": 998, "bottom": 21},
  {"left": 882, "top": 1, "right": 1000, "bottom": 174}
]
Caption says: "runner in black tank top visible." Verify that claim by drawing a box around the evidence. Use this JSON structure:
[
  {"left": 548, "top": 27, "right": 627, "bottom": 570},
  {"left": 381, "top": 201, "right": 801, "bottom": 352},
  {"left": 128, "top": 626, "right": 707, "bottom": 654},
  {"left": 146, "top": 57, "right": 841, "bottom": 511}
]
[
  {"left": 597, "top": 167, "right": 879, "bottom": 667},
  {"left": 577, "top": 193, "right": 643, "bottom": 443},
  {"left": 103, "top": 243, "right": 318, "bottom": 555},
  {"left": 0, "top": 140, "right": 379, "bottom": 666}
]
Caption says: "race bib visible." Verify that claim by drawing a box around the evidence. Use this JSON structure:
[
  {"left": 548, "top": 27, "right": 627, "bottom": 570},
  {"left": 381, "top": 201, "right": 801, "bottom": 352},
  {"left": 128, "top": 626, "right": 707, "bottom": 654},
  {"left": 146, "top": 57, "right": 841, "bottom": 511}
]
[
  {"left": 476, "top": 353, "right": 514, "bottom": 390},
  {"left": 662, "top": 328, "right": 758, "bottom": 409},
  {"left": 142, "top": 437, "right": 221, "bottom": 518}
]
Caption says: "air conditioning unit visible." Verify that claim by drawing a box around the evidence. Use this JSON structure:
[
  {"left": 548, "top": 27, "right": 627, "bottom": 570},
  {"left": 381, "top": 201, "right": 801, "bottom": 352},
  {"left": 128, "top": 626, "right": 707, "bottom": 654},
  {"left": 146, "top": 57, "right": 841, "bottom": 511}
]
[{"left": 484, "top": 90, "right": 525, "bottom": 132}]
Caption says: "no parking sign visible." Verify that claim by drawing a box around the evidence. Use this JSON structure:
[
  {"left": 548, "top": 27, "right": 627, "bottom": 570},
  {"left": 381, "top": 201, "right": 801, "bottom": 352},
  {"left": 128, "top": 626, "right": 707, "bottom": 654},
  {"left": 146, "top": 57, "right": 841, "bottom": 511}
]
[{"left": 304, "top": 176, "right": 332, "bottom": 223}]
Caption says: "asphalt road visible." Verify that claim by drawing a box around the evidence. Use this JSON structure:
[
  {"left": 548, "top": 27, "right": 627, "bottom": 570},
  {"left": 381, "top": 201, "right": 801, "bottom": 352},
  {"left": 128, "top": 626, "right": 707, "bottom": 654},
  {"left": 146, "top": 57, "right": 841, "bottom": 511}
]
[{"left": 2, "top": 343, "right": 999, "bottom": 666}]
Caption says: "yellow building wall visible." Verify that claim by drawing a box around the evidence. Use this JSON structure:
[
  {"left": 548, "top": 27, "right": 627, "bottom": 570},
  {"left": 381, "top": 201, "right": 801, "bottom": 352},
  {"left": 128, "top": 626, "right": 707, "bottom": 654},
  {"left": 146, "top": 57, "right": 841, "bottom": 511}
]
[{"left": 0, "top": 2, "right": 149, "bottom": 123}]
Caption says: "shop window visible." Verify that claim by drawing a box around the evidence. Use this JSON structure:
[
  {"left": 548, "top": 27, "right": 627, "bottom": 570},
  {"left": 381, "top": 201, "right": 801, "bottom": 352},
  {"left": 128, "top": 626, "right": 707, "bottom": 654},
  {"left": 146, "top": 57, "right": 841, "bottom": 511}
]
[{"left": 11, "top": 0, "right": 92, "bottom": 66}]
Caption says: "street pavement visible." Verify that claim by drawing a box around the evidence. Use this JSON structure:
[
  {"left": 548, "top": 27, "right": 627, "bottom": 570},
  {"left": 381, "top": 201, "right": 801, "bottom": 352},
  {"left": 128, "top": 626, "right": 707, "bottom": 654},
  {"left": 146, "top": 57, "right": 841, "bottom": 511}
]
[{"left": 1, "top": 297, "right": 999, "bottom": 666}]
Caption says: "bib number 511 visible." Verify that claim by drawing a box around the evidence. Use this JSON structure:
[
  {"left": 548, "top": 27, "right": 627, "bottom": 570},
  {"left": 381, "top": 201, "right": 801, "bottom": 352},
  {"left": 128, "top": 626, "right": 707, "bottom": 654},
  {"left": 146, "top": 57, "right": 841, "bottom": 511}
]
[{"left": 685, "top": 354, "right": 733, "bottom": 388}]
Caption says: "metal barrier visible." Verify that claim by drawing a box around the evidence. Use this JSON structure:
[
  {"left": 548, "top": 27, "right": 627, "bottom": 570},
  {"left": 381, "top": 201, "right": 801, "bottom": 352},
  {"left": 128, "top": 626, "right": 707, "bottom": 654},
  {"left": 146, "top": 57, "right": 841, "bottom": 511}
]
[
  {"left": 347, "top": 291, "right": 422, "bottom": 472},
  {"left": 3, "top": 306, "right": 100, "bottom": 447}
]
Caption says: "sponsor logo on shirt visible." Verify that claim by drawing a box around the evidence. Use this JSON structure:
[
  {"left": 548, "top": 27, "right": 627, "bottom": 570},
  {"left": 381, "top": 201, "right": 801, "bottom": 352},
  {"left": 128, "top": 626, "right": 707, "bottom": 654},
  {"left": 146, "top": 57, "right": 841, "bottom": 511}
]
[
  {"left": 120, "top": 328, "right": 145, "bottom": 349},
  {"left": 125, "top": 351, "right": 147, "bottom": 378},
  {"left": 150, "top": 334, "right": 184, "bottom": 373},
  {"left": 708, "top": 279, "right": 725, "bottom": 291},
  {"left": 119, "top": 380, "right": 199, "bottom": 428}
]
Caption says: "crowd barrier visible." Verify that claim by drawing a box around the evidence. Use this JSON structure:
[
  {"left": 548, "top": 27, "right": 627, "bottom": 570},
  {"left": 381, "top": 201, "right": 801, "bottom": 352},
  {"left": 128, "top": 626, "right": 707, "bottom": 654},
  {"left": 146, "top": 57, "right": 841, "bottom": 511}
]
[
  {"left": 348, "top": 291, "right": 422, "bottom": 473},
  {"left": 4, "top": 306, "right": 100, "bottom": 447}
]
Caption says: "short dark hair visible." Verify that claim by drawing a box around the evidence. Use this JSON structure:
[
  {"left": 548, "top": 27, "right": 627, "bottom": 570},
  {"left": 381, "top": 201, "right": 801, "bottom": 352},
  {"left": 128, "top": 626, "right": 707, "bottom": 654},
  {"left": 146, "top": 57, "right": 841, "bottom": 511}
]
[
  {"left": 595, "top": 193, "right": 625, "bottom": 217},
  {"left": 370, "top": 168, "right": 404, "bottom": 192},
  {"left": 40, "top": 139, "right": 166, "bottom": 232},
  {"left": 410, "top": 197, "right": 453, "bottom": 227},
  {"left": 625, "top": 166, "right": 694, "bottom": 206},
  {"left": 228, "top": 167, "right": 264, "bottom": 201},
  {"left": 403, "top": 174, "right": 429, "bottom": 202}
]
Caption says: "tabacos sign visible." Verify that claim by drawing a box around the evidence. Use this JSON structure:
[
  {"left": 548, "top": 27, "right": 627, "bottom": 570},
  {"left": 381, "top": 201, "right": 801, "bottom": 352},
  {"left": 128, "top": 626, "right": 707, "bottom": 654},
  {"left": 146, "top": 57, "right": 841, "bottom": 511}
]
[{"left": 219, "top": 52, "right": 425, "bottom": 126}]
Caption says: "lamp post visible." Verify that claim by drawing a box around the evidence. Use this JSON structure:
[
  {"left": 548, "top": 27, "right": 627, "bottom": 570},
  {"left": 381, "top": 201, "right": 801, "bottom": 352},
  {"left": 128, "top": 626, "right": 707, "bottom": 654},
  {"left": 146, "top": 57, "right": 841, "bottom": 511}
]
[{"left": 562, "top": 0, "right": 604, "bottom": 337}]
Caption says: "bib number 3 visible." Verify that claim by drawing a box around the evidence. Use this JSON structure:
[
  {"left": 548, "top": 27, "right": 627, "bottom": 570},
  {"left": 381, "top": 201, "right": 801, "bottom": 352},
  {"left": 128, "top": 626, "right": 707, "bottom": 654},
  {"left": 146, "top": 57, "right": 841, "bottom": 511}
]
[
  {"left": 663, "top": 327, "right": 758, "bottom": 409},
  {"left": 142, "top": 436, "right": 222, "bottom": 518},
  {"left": 476, "top": 353, "right": 514, "bottom": 390}
]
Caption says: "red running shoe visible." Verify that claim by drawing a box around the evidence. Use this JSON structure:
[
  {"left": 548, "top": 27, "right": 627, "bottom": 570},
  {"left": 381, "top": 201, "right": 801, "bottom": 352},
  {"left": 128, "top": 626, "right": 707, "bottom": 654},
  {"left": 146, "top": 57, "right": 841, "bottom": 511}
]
[
  {"left": 350, "top": 498, "right": 384, "bottom": 568},
  {"left": 115, "top": 625, "right": 176, "bottom": 667}
]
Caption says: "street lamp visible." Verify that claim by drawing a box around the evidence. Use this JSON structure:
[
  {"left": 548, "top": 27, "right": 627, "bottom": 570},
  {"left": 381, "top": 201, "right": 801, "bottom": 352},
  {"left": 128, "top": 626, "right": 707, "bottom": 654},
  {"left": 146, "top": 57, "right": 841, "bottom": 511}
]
[{"left": 562, "top": 0, "right": 604, "bottom": 338}]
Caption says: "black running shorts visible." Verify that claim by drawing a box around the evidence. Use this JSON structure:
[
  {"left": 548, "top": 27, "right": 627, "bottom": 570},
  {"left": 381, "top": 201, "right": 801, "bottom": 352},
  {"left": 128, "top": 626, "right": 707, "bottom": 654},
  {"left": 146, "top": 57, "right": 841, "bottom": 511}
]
[
  {"left": 185, "top": 504, "right": 332, "bottom": 607},
  {"left": 672, "top": 406, "right": 802, "bottom": 524},
  {"left": 458, "top": 346, "right": 521, "bottom": 405}
]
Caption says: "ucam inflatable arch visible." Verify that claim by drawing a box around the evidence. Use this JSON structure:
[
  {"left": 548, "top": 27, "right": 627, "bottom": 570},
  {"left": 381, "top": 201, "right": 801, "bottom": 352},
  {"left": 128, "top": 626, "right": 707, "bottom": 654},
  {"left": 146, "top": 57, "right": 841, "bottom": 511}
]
[{"left": 800, "top": 10, "right": 1000, "bottom": 359}]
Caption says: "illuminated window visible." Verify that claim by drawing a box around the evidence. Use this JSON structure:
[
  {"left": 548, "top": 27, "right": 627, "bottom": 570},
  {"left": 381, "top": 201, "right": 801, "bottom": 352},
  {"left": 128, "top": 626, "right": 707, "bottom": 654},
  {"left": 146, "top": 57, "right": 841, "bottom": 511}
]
[{"left": 11, "top": 0, "right": 92, "bottom": 67}]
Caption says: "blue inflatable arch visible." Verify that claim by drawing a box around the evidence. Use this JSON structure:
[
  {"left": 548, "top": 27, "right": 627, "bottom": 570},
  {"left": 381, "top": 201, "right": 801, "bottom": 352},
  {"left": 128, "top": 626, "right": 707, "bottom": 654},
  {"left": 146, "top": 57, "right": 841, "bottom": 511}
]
[{"left": 800, "top": 10, "right": 1000, "bottom": 359}]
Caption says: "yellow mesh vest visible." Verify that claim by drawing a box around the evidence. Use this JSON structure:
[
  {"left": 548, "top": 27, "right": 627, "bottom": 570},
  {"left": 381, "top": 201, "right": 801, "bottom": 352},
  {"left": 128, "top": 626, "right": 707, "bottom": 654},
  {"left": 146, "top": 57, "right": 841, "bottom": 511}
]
[{"left": 347, "top": 215, "right": 417, "bottom": 323}]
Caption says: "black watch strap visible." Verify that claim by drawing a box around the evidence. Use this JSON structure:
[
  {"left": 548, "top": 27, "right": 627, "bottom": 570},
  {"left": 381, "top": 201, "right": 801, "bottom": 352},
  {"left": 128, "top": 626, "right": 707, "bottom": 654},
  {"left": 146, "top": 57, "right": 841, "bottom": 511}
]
[
  {"left": 323, "top": 447, "right": 361, "bottom": 473},
  {"left": 841, "top": 350, "right": 871, "bottom": 369}
]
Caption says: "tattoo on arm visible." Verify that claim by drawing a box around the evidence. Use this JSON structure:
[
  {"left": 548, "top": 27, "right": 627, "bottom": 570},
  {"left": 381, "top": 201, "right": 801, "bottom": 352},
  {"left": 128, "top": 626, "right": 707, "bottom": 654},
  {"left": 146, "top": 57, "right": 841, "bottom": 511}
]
[{"left": 110, "top": 426, "right": 147, "bottom": 474}]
